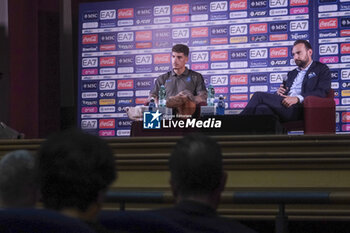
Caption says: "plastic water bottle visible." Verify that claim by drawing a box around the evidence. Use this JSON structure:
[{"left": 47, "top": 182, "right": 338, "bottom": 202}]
[
  {"left": 149, "top": 98, "right": 156, "bottom": 112},
  {"left": 207, "top": 85, "right": 215, "bottom": 106},
  {"left": 216, "top": 95, "right": 225, "bottom": 115},
  {"left": 158, "top": 85, "right": 166, "bottom": 107}
]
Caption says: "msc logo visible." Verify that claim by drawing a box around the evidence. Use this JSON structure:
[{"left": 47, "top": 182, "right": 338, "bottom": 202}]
[
  {"left": 192, "top": 3, "right": 208, "bottom": 12},
  {"left": 136, "top": 7, "right": 152, "bottom": 16},
  {"left": 154, "top": 30, "right": 171, "bottom": 40},
  {"left": 319, "top": 44, "right": 338, "bottom": 55},
  {"left": 83, "top": 11, "right": 98, "bottom": 20},
  {"left": 251, "top": 74, "right": 268, "bottom": 83},
  {"left": 250, "top": 23, "right": 268, "bottom": 34},
  {"left": 191, "top": 52, "right": 209, "bottom": 62},
  {"left": 230, "top": 24, "right": 248, "bottom": 35},
  {"left": 341, "top": 18, "right": 350, "bottom": 27},
  {"left": 210, "top": 1, "right": 228, "bottom": 12},
  {"left": 100, "top": 80, "right": 116, "bottom": 90},
  {"left": 269, "top": 0, "right": 288, "bottom": 8},
  {"left": 82, "top": 57, "right": 98, "bottom": 68},
  {"left": 211, "top": 51, "right": 228, "bottom": 61},
  {"left": 249, "top": 48, "right": 268, "bottom": 59},
  {"left": 250, "top": 0, "right": 268, "bottom": 8},
  {"left": 211, "top": 26, "right": 228, "bottom": 35},
  {"left": 135, "top": 55, "right": 152, "bottom": 65},
  {"left": 117, "top": 80, "right": 134, "bottom": 89},
  {"left": 290, "top": 20, "right": 309, "bottom": 31},
  {"left": 143, "top": 110, "right": 162, "bottom": 129},
  {"left": 136, "top": 31, "right": 152, "bottom": 41},
  {"left": 136, "top": 80, "right": 152, "bottom": 88},
  {"left": 81, "top": 120, "right": 97, "bottom": 129},
  {"left": 210, "top": 75, "right": 228, "bottom": 86},
  {"left": 341, "top": 43, "right": 350, "bottom": 54},
  {"left": 117, "top": 32, "right": 134, "bottom": 42},
  {"left": 231, "top": 50, "right": 248, "bottom": 59},
  {"left": 319, "top": 18, "right": 338, "bottom": 29},
  {"left": 191, "top": 27, "right": 208, "bottom": 37},
  {"left": 230, "top": 0, "right": 247, "bottom": 10},
  {"left": 82, "top": 82, "right": 98, "bottom": 90},
  {"left": 118, "top": 56, "right": 134, "bottom": 65},
  {"left": 154, "top": 5, "right": 170, "bottom": 16},
  {"left": 172, "top": 4, "right": 189, "bottom": 14},
  {"left": 172, "top": 28, "right": 189, "bottom": 39},
  {"left": 118, "top": 8, "right": 134, "bottom": 19},
  {"left": 270, "top": 47, "right": 288, "bottom": 58},
  {"left": 270, "top": 23, "right": 288, "bottom": 32},
  {"left": 100, "top": 10, "right": 116, "bottom": 20},
  {"left": 82, "top": 34, "right": 98, "bottom": 44},
  {"left": 331, "top": 71, "right": 339, "bottom": 80}
]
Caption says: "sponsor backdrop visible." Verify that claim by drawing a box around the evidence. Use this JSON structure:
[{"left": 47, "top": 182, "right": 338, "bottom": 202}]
[{"left": 78, "top": 0, "right": 350, "bottom": 137}]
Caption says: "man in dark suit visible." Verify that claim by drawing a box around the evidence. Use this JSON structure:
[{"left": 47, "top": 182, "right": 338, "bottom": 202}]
[
  {"left": 150, "top": 134, "right": 258, "bottom": 233},
  {"left": 240, "top": 39, "right": 331, "bottom": 122}
]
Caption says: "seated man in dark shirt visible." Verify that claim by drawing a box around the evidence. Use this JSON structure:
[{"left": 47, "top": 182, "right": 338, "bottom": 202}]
[
  {"left": 150, "top": 134, "right": 258, "bottom": 233},
  {"left": 149, "top": 44, "right": 207, "bottom": 116}
]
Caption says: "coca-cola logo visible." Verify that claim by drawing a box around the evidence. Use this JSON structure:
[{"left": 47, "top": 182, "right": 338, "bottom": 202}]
[
  {"left": 154, "top": 54, "right": 170, "bottom": 64},
  {"left": 117, "top": 80, "right": 134, "bottom": 89},
  {"left": 100, "top": 57, "right": 116, "bottom": 67},
  {"left": 342, "top": 112, "right": 350, "bottom": 122},
  {"left": 118, "top": 8, "right": 134, "bottom": 18},
  {"left": 136, "top": 31, "right": 152, "bottom": 41},
  {"left": 99, "top": 119, "right": 115, "bottom": 129},
  {"left": 172, "top": 4, "right": 189, "bottom": 14},
  {"left": 82, "top": 34, "right": 98, "bottom": 44},
  {"left": 211, "top": 51, "right": 228, "bottom": 61},
  {"left": 191, "top": 27, "right": 209, "bottom": 37},
  {"left": 230, "top": 0, "right": 247, "bottom": 10},
  {"left": 230, "top": 74, "right": 248, "bottom": 85},
  {"left": 249, "top": 23, "right": 267, "bottom": 34},
  {"left": 341, "top": 43, "right": 350, "bottom": 54},
  {"left": 270, "top": 47, "right": 288, "bottom": 58},
  {"left": 319, "top": 18, "right": 338, "bottom": 30}
]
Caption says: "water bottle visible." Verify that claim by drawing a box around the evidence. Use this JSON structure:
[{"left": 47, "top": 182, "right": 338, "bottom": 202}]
[
  {"left": 158, "top": 85, "right": 166, "bottom": 107},
  {"left": 216, "top": 95, "right": 225, "bottom": 115},
  {"left": 149, "top": 98, "right": 156, "bottom": 112},
  {"left": 207, "top": 85, "right": 215, "bottom": 106}
]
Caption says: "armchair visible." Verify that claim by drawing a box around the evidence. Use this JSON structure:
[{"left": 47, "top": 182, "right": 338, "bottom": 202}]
[{"left": 282, "top": 89, "right": 336, "bottom": 134}]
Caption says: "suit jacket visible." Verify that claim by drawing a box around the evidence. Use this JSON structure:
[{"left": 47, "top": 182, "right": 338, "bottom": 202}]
[
  {"left": 286, "top": 61, "right": 331, "bottom": 99},
  {"left": 150, "top": 200, "right": 258, "bottom": 233}
]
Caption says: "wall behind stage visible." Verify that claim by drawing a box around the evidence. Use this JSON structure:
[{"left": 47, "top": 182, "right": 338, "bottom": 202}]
[{"left": 77, "top": 0, "right": 350, "bottom": 137}]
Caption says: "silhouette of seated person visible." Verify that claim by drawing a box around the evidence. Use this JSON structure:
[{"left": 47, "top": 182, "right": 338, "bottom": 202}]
[
  {"left": 149, "top": 134, "right": 258, "bottom": 233},
  {"left": 36, "top": 129, "right": 122, "bottom": 233}
]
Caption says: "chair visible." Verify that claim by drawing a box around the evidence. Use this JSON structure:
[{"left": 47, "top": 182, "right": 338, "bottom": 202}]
[
  {"left": 0, "top": 208, "right": 95, "bottom": 233},
  {"left": 282, "top": 89, "right": 336, "bottom": 134}
]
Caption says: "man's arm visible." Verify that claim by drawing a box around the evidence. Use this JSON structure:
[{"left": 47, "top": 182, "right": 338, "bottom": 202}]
[{"left": 194, "top": 73, "right": 208, "bottom": 104}]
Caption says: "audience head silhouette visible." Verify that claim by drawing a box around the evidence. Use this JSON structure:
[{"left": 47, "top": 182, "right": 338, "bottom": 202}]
[
  {"left": 169, "top": 134, "right": 227, "bottom": 208},
  {"left": 36, "top": 129, "right": 116, "bottom": 221},
  {"left": 0, "top": 150, "right": 38, "bottom": 208}
]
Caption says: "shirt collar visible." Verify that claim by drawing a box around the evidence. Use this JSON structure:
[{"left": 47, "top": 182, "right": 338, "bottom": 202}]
[
  {"left": 297, "top": 60, "right": 313, "bottom": 72},
  {"left": 171, "top": 67, "right": 189, "bottom": 77}
]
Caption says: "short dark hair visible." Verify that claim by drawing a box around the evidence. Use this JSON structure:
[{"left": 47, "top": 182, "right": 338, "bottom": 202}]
[
  {"left": 293, "top": 39, "right": 312, "bottom": 50},
  {"left": 172, "top": 44, "right": 189, "bottom": 57},
  {"left": 37, "top": 129, "right": 116, "bottom": 212},
  {"left": 169, "top": 134, "right": 223, "bottom": 197},
  {"left": 0, "top": 150, "right": 36, "bottom": 207}
]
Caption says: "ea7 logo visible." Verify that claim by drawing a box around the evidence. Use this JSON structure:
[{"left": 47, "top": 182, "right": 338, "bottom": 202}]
[
  {"left": 270, "top": 73, "right": 287, "bottom": 83},
  {"left": 210, "top": 1, "right": 228, "bottom": 12},
  {"left": 100, "top": 10, "right": 116, "bottom": 20},
  {"left": 341, "top": 69, "right": 350, "bottom": 80},
  {"left": 117, "top": 32, "right": 134, "bottom": 42},
  {"left": 269, "top": 0, "right": 287, "bottom": 8},
  {"left": 210, "top": 75, "right": 228, "bottom": 86},
  {"left": 100, "top": 80, "right": 116, "bottom": 90},
  {"left": 290, "top": 20, "right": 309, "bottom": 31},
  {"left": 172, "top": 28, "right": 189, "bottom": 39},
  {"left": 319, "top": 44, "right": 338, "bottom": 55},
  {"left": 191, "top": 52, "right": 209, "bottom": 62},
  {"left": 154, "top": 5, "right": 170, "bottom": 16},
  {"left": 82, "top": 57, "right": 98, "bottom": 68},
  {"left": 81, "top": 120, "right": 97, "bottom": 129},
  {"left": 341, "top": 44, "right": 350, "bottom": 54},
  {"left": 135, "top": 55, "right": 152, "bottom": 65},
  {"left": 230, "top": 24, "right": 248, "bottom": 35},
  {"left": 249, "top": 48, "right": 268, "bottom": 59}
]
